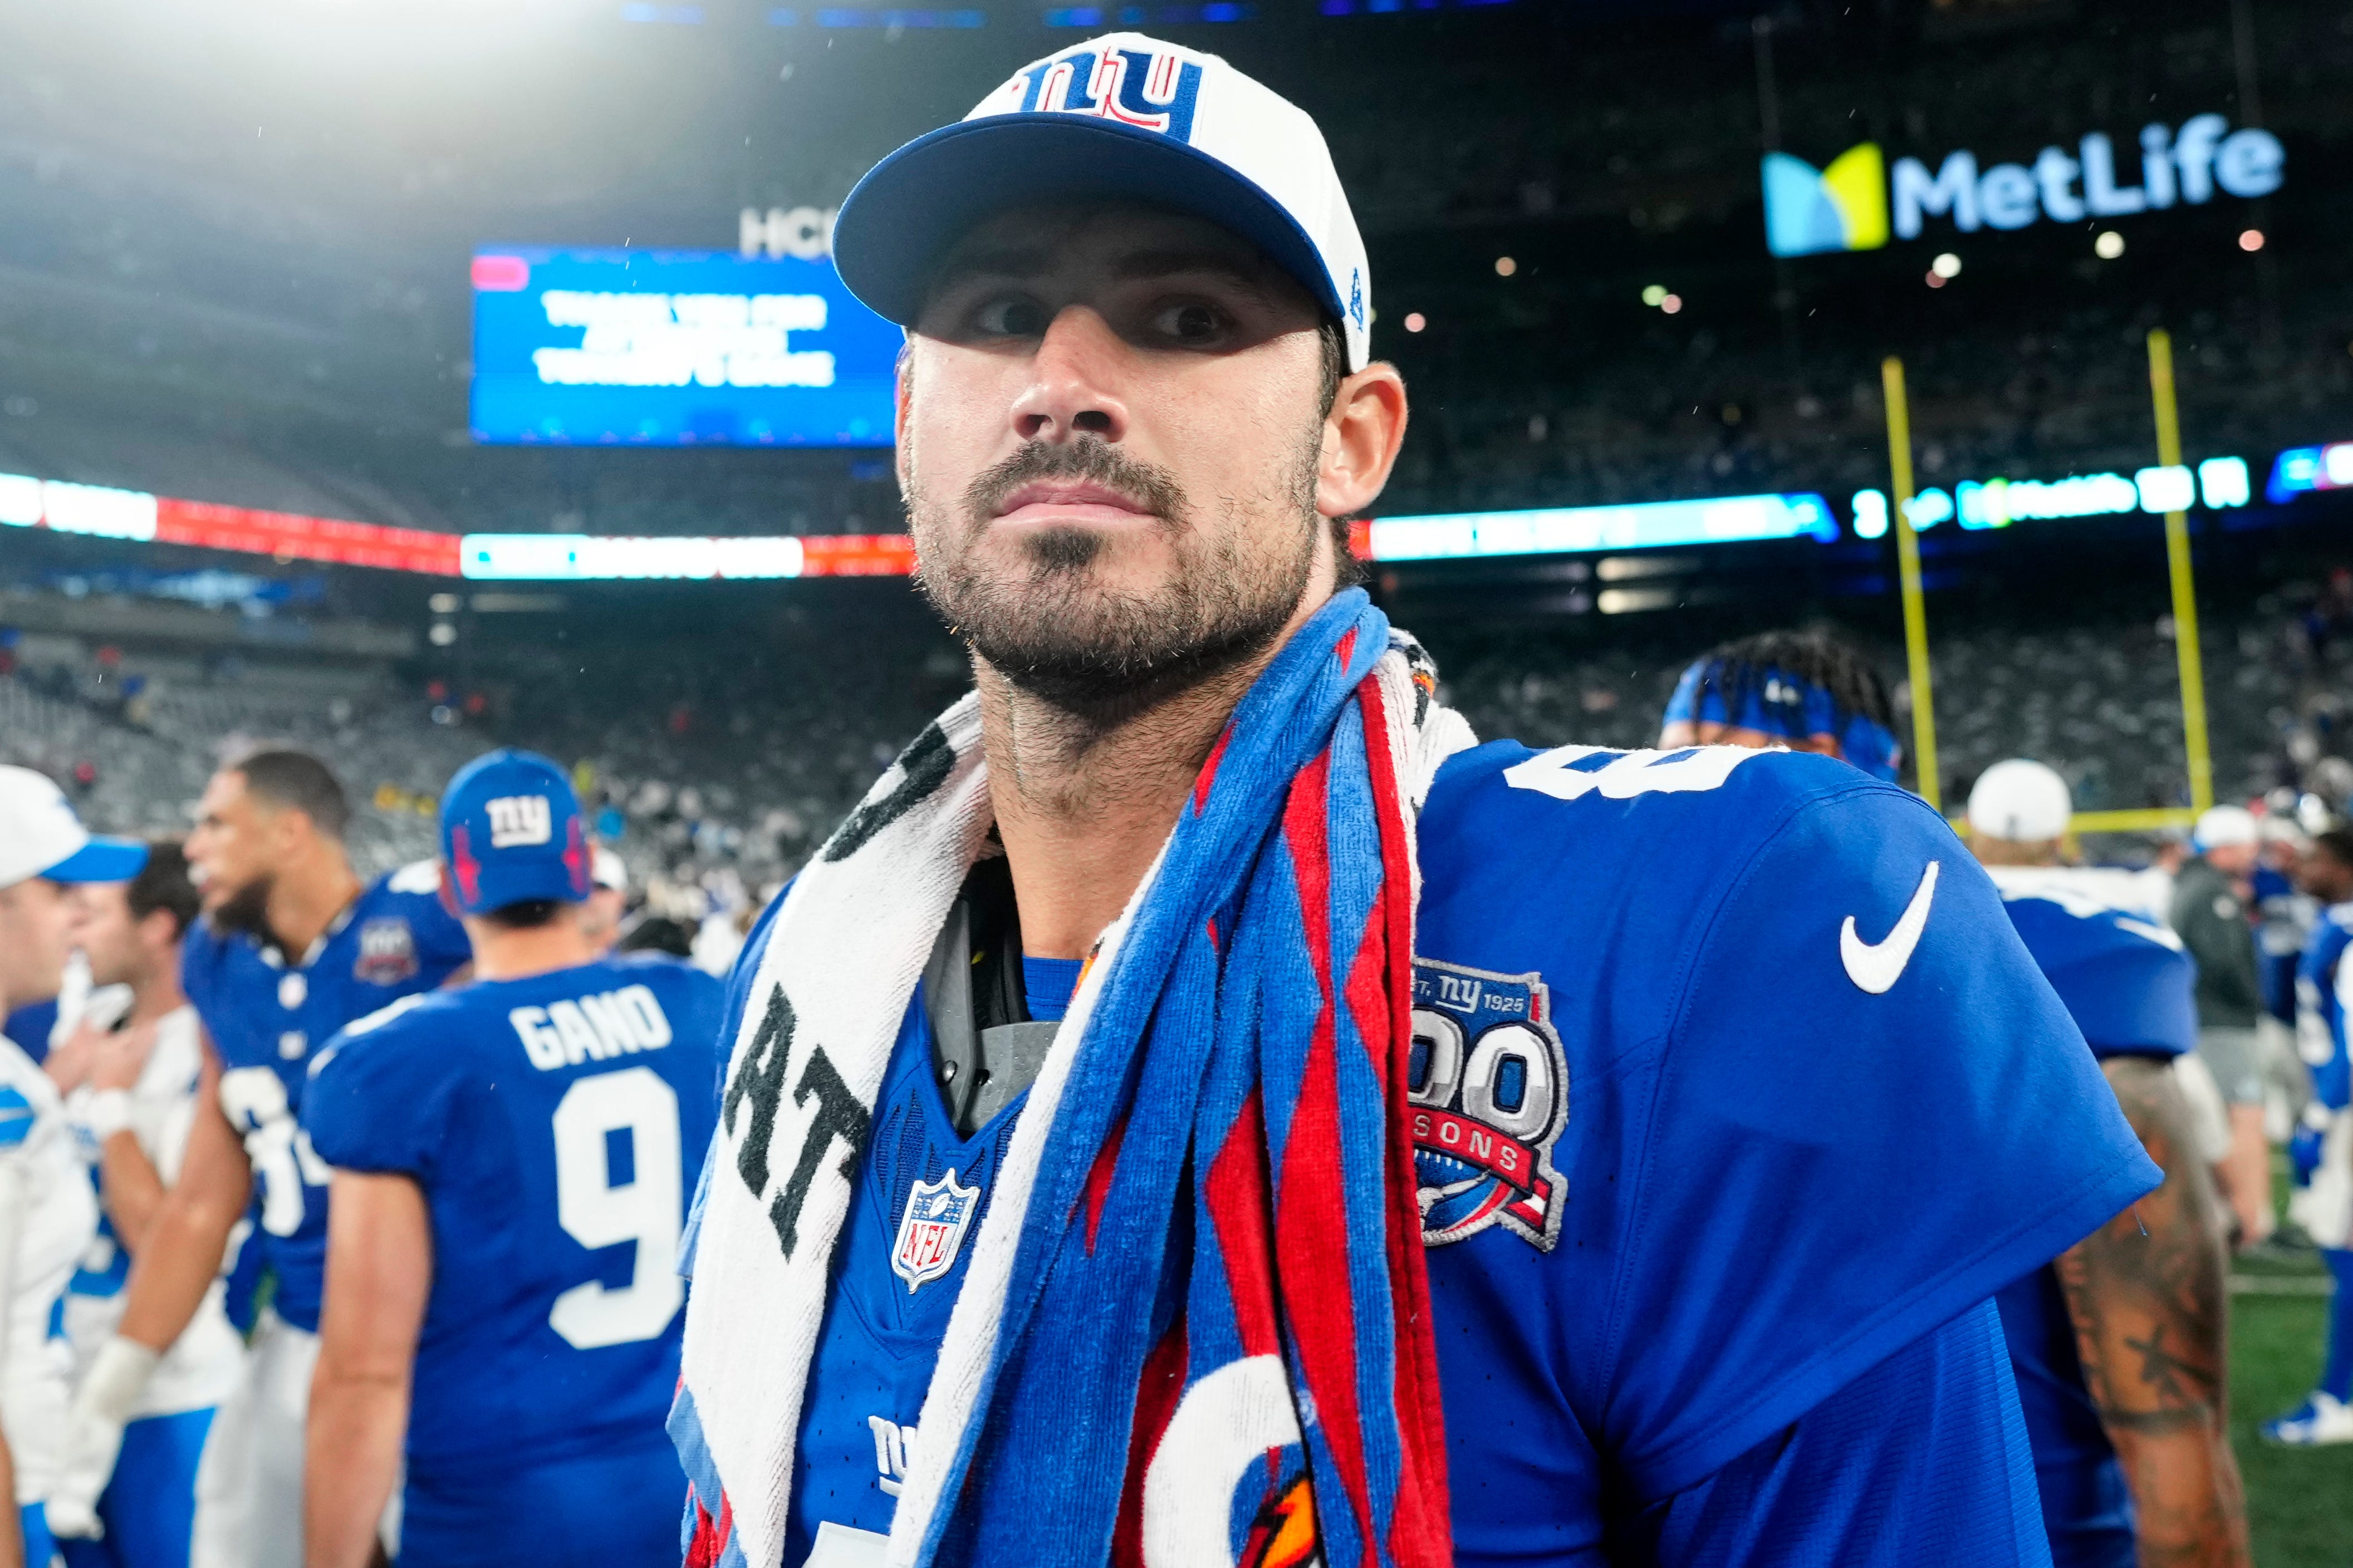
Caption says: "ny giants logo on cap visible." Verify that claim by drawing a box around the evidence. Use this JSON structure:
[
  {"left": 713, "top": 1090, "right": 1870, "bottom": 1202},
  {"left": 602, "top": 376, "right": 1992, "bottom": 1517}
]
[
  {"left": 485, "top": 793, "right": 553, "bottom": 849},
  {"left": 1008, "top": 46, "right": 1204, "bottom": 145}
]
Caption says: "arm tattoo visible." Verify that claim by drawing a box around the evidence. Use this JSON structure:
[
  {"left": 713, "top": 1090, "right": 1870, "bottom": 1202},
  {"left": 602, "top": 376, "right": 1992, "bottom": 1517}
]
[{"left": 2052, "top": 1055, "right": 2251, "bottom": 1567}]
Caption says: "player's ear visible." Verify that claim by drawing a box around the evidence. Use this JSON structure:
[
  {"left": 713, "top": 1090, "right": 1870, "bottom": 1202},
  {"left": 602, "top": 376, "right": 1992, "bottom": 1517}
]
[{"left": 1317, "top": 361, "right": 1406, "bottom": 522}]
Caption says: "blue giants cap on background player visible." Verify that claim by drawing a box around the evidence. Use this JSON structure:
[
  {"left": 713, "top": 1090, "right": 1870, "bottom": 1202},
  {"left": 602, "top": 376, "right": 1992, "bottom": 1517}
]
[
  {"left": 439, "top": 749, "right": 592, "bottom": 915},
  {"left": 829, "top": 33, "right": 1374, "bottom": 372}
]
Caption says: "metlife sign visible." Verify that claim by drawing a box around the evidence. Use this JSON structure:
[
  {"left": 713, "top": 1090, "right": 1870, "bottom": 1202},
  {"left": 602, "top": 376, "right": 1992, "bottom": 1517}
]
[{"left": 1763, "top": 113, "right": 2284, "bottom": 258}]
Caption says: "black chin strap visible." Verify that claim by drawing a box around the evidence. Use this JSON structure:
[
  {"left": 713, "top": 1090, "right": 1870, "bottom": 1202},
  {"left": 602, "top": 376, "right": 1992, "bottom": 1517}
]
[{"left": 923, "top": 856, "right": 1057, "bottom": 1137}]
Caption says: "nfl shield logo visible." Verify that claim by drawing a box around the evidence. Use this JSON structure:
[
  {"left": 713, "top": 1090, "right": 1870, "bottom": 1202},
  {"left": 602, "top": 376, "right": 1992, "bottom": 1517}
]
[{"left": 893, "top": 1167, "right": 980, "bottom": 1294}]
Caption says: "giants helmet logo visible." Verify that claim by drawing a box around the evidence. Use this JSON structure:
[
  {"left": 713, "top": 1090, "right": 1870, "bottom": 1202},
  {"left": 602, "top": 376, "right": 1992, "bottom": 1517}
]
[{"left": 1409, "top": 959, "right": 1570, "bottom": 1251}]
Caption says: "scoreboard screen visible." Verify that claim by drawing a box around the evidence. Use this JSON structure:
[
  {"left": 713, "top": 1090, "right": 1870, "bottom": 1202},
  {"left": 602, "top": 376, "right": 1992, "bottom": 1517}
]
[{"left": 469, "top": 248, "right": 900, "bottom": 447}]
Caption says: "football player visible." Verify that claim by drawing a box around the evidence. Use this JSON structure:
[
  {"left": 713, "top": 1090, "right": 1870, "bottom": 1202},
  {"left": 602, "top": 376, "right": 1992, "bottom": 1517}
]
[
  {"left": 0, "top": 766, "right": 122, "bottom": 1567},
  {"left": 2266, "top": 824, "right": 2353, "bottom": 1445},
  {"left": 2170, "top": 807, "right": 2273, "bottom": 1248},
  {"left": 669, "top": 38, "right": 2158, "bottom": 1568},
  {"left": 49, "top": 750, "right": 469, "bottom": 1568},
  {"left": 1964, "top": 761, "right": 2249, "bottom": 1567},
  {"left": 50, "top": 842, "right": 248, "bottom": 1568},
  {"left": 303, "top": 750, "right": 722, "bottom": 1567},
  {"left": 1656, "top": 628, "right": 1901, "bottom": 780}
]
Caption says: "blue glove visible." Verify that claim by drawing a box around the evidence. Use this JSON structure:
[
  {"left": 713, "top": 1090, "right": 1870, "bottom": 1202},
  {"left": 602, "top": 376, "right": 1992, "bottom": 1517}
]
[{"left": 2291, "top": 1124, "right": 2326, "bottom": 1187}]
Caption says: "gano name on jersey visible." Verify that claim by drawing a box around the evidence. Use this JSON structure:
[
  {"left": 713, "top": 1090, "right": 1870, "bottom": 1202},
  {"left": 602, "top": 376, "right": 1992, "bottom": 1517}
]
[
  {"left": 305, "top": 952, "right": 724, "bottom": 1475},
  {"left": 180, "top": 863, "right": 470, "bottom": 1332},
  {"left": 690, "top": 742, "right": 2158, "bottom": 1567}
]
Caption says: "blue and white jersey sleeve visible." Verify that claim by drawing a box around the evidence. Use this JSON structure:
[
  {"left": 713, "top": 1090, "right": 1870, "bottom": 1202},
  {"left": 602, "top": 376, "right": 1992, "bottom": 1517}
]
[
  {"left": 2298, "top": 908, "right": 2353, "bottom": 1113},
  {"left": 1605, "top": 779, "right": 2157, "bottom": 1495},
  {"left": 305, "top": 995, "right": 452, "bottom": 1179},
  {"left": 1985, "top": 867, "right": 2198, "bottom": 1061}
]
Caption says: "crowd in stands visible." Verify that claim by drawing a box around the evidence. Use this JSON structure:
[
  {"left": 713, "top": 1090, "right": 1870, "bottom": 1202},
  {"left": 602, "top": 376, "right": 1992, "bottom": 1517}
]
[{"left": 10, "top": 568, "right": 2353, "bottom": 956}]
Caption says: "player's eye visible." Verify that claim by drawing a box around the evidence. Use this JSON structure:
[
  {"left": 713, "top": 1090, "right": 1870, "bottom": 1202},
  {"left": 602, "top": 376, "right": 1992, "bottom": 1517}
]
[
  {"left": 1149, "top": 301, "right": 1227, "bottom": 347},
  {"left": 972, "top": 294, "right": 1048, "bottom": 338}
]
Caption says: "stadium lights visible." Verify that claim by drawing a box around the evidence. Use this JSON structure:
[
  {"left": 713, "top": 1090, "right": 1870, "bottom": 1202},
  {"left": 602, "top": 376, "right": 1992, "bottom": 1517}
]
[
  {"left": 1849, "top": 457, "right": 2252, "bottom": 533},
  {"left": 2240, "top": 228, "right": 2266, "bottom": 252},
  {"left": 1930, "top": 252, "right": 1962, "bottom": 279},
  {"left": 2094, "top": 230, "right": 2126, "bottom": 259},
  {"left": 1494, "top": 256, "right": 1518, "bottom": 277},
  {"left": 2266, "top": 442, "right": 2353, "bottom": 502},
  {"left": 1660, "top": 294, "right": 1684, "bottom": 314},
  {"left": 1402, "top": 312, "right": 1426, "bottom": 333},
  {"left": 1640, "top": 285, "right": 1667, "bottom": 307},
  {"left": 1365, "top": 493, "right": 1837, "bottom": 562}
]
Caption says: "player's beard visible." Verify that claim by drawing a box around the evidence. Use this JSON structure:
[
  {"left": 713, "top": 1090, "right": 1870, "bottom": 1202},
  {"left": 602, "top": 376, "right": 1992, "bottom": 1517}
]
[
  {"left": 207, "top": 873, "right": 277, "bottom": 946},
  {"left": 909, "top": 433, "right": 1321, "bottom": 717}
]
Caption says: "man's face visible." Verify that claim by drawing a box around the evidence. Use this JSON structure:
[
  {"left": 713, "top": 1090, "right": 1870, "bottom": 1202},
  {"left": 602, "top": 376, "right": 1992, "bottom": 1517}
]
[
  {"left": 0, "top": 878, "right": 75, "bottom": 1007},
  {"left": 900, "top": 204, "right": 1347, "bottom": 710},
  {"left": 187, "top": 770, "right": 280, "bottom": 918},
  {"left": 68, "top": 881, "right": 148, "bottom": 989},
  {"left": 2206, "top": 842, "right": 2258, "bottom": 878},
  {"left": 2298, "top": 851, "right": 2353, "bottom": 903}
]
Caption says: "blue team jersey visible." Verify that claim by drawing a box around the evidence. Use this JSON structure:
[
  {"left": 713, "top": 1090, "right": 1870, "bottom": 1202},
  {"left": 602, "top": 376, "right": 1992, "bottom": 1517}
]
[
  {"left": 1983, "top": 867, "right": 2197, "bottom": 1568},
  {"left": 698, "top": 742, "right": 2156, "bottom": 1566},
  {"left": 305, "top": 953, "right": 724, "bottom": 1479},
  {"left": 2298, "top": 905, "right": 2353, "bottom": 1113},
  {"left": 180, "top": 863, "right": 470, "bottom": 1331}
]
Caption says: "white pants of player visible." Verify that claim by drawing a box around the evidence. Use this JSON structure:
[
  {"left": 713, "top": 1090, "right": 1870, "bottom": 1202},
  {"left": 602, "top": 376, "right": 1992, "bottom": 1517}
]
[
  {"left": 190, "top": 1310, "right": 310, "bottom": 1568},
  {"left": 2292, "top": 1108, "right": 2353, "bottom": 1252},
  {"left": 189, "top": 1312, "right": 403, "bottom": 1568}
]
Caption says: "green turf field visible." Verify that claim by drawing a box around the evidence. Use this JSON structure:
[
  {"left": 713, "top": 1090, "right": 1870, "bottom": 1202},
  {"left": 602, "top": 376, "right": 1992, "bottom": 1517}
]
[{"left": 2232, "top": 1254, "right": 2351, "bottom": 1567}]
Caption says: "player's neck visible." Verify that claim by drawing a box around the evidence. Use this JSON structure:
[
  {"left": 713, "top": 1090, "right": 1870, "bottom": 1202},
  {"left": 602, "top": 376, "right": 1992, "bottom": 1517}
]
[
  {"left": 973, "top": 588, "right": 1331, "bottom": 961},
  {"left": 267, "top": 850, "right": 366, "bottom": 959},
  {"left": 127, "top": 952, "right": 187, "bottom": 1026},
  {"left": 466, "top": 918, "right": 599, "bottom": 982}
]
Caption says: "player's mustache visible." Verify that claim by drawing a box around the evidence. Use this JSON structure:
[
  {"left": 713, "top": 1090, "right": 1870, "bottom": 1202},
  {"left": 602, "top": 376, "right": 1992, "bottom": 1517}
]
[{"left": 962, "top": 436, "right": 1189, "bottom": 529}]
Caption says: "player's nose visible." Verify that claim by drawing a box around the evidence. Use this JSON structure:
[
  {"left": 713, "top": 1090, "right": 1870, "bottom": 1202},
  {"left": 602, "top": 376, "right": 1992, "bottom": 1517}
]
[{"left": 1009, "top": 306, "right": 1129, "bottom": 445}]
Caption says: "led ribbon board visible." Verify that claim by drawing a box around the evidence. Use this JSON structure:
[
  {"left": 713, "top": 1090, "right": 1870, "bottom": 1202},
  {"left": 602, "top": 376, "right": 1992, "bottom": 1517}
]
[
  {"left": 2267, "top": 443, "right": 2353, "bottom": 502},
  {"left": 468, "top": 249, "right": 901, "bottom": 446},
  {"left": 457, "top": 533, "right": 916, "bottom": 580},
  {"left": 1366, "top": 493, "right": 1837, "bottom": 561}
]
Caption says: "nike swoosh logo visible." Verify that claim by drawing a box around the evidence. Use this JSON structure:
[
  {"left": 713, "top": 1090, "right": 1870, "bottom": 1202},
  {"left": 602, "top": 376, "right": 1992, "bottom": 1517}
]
[{"left": 1840, "top": 860, "right": 1940, "bottom": 995}]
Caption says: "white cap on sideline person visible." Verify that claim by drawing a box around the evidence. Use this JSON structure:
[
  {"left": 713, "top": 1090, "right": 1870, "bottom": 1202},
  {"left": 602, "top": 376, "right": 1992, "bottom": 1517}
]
[
  {"left": 0, "top": 765, "right": 149, "bottom": 889},
  {"left": 1968, "top": 759, "right": 2073, "bottom": 845},
  {"left": 2192, "top": 804, "right": 2259, "bottom": 852}
]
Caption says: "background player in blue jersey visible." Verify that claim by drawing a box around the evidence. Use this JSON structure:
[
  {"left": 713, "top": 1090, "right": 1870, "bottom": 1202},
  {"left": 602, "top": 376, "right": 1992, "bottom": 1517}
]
[
  {"left": 1656, "top": 628, "right": 1903, "bottom": 781},
  {"left": 670, "top": 41, "right": 2159, "bottom": 1568},
  {"left": 49, "top": 750, "right": 469, "bottom": 1568},
  {"left": 304, "top": 750, "right": 722, "bottom": 1568},
  {"left": 1963, "top": 761, "right": 2249, "bottom": 1568},
  {"left": 2267, "top": 825, "right": 2353, "bottom": 1446}
]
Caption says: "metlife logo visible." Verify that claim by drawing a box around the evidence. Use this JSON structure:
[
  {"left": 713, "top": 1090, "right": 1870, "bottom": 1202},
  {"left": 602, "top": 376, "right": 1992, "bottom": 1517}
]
[{"left": 1763, "top": 114, "right": 2284, "bottom": 258}]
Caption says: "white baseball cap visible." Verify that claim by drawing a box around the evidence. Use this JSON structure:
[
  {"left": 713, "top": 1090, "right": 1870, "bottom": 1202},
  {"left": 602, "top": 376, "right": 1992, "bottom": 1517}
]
[
  {"left": 2193, "top": 804, "right": 2259, "bottom": 851},
  {"left": 831, "top": 34, "right": 1374, "bottom": 372},
  {"left": 1967, "top": 759, "right": 2073, "bottom": 844},
  {"left": 592, "top": 844, "right": 628, "bottom": 894},
  {"left": 0, "top": 764, "right": 149, "bottom": 891}
]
